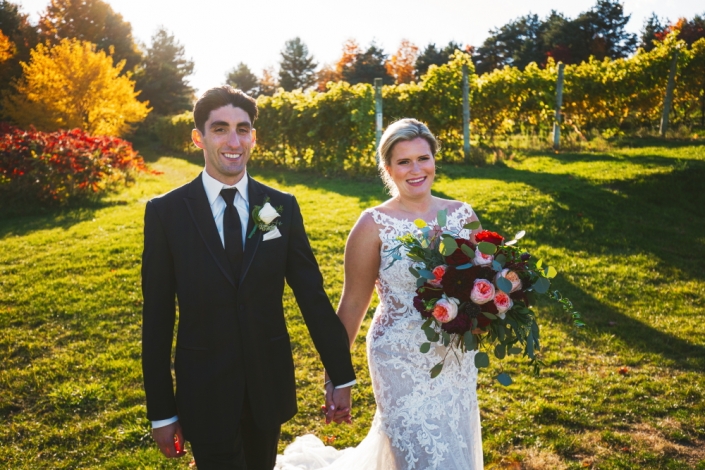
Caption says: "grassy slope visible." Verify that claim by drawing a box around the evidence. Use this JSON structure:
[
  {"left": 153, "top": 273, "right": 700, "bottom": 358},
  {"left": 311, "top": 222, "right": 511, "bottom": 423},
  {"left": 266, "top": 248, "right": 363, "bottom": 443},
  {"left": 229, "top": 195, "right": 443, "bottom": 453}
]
[{"left": 0, "top": 141, "right": 703, "bottom": 469}]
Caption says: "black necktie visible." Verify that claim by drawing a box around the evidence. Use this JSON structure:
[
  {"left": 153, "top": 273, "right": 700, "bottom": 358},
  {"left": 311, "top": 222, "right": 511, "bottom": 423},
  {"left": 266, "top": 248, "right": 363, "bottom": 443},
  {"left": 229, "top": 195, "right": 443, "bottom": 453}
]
[{"left": 220, "top": 188, "right": 244, "bottom": 277}]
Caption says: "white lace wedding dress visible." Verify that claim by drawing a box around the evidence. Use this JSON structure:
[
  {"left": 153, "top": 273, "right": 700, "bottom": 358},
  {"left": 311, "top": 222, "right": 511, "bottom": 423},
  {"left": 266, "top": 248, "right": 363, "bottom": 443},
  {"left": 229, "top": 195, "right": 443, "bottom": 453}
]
[{"left": 276, "top": 204, "right": 483, "bottom": 470}]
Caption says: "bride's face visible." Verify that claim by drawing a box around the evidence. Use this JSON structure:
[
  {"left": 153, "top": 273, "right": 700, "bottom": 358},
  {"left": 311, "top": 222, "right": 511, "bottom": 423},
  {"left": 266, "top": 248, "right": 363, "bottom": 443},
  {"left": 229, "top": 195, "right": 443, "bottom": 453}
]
[{"left": 386, "top": 137, "right": 435, "bottom": 198}]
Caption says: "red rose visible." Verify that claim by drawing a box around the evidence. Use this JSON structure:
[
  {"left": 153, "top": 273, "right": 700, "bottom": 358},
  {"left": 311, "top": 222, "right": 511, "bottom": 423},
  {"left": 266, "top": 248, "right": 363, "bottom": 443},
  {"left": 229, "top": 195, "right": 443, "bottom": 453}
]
[{"left": 475, "top": 230, "right": 504, "bottom": 245}]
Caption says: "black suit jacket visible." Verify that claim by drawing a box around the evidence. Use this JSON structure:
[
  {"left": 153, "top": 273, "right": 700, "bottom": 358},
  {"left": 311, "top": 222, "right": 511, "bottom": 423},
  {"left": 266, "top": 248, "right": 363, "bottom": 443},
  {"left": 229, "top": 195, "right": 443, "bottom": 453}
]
[{"left": 141, "top": 173, "right": 355, "bottom": 443}]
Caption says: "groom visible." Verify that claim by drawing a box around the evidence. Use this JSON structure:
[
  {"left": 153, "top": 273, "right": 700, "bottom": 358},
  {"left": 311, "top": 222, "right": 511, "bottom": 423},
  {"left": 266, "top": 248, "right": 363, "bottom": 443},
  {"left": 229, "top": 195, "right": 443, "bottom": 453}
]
[{"left": 141, "top": 86, "right": 355, "bottom": 469}]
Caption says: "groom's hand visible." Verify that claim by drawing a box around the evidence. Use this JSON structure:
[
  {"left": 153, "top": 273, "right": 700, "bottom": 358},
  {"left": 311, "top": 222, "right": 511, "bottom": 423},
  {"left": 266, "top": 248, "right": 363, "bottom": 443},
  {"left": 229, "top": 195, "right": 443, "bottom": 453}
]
[
  {"left": 324, "top": 383, "right": 352, "bottom": 424},
  {"left": 152, "top": 421, "right": 187, "bottom": 458}
]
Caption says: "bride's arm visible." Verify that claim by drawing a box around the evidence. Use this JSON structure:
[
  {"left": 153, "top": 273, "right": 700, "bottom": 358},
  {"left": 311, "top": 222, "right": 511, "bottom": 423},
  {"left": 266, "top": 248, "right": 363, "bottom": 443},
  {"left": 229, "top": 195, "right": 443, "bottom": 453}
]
[{"left": 337, "top": 212, "right": 381, "bottom": 348}]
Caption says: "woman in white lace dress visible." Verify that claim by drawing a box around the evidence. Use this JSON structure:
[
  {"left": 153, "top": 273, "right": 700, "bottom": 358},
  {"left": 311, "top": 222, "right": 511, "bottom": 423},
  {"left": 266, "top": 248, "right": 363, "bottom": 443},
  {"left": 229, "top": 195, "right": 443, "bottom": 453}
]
[{"left": 276, "top": 119, "right": 484, "bottom": 470}]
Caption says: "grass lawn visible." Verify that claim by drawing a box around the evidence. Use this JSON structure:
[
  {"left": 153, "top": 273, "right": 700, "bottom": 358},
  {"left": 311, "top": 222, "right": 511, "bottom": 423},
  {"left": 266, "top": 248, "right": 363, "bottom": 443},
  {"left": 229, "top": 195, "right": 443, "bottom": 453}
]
[{"left": 1, "top": 139, "right": 704, "bottom": 469}]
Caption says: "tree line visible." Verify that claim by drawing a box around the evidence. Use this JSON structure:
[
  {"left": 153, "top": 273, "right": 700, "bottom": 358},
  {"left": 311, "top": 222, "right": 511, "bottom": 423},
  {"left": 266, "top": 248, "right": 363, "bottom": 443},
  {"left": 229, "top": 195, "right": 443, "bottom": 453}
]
[{"left": 1, "top": 0, "right": 703, "bottom": 139}]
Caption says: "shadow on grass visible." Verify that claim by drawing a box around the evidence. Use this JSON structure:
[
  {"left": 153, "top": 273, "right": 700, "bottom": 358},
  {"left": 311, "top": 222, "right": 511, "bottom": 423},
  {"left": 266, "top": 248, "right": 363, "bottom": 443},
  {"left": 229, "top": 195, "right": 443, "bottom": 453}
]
[
  {"left": 545, "top": 278, "right": 705, "bottom": 373},
  {"left": 0, "top": 199, "right": 128, "bottom": 239}
]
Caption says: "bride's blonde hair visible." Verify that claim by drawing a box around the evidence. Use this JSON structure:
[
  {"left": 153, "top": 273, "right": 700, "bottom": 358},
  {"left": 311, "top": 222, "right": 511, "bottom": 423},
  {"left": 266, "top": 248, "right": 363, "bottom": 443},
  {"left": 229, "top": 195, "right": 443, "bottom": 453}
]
[{"left": 378, "top": 118, "right": 439, "bottom": 195}]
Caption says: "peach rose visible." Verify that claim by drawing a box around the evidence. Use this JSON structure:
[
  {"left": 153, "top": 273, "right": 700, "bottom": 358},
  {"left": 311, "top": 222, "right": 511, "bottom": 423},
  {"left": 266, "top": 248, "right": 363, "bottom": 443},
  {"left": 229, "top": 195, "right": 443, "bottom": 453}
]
[
  {"left": 470, "top": 279, "right": 495, "bottom": 304},
  {"left": 428, "top": 265, "right": 447, "bottom": 287},
  {"left": 493, "top": 290, "right": 514, "bottom": 319},
  {"left": 432, "top": 297, "right": 459, "bottom": 323},
  {"left": 473, "top": 247, "right": 494, "bottom": 266},
  {"left": 495, "top": 269, "right": 522, "bottom": 293}
]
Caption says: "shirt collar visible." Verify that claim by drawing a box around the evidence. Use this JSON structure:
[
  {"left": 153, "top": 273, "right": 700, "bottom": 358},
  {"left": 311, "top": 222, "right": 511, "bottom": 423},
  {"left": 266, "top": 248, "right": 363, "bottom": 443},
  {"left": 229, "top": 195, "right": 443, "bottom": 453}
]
[{"left": 201, "top": 169, "right": 249, "bottom": 207}]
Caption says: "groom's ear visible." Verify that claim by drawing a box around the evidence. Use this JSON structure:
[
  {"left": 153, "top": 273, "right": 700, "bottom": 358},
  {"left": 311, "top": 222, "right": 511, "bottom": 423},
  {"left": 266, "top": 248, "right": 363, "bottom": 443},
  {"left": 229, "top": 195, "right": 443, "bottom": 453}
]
[
  {"left": 251, "top": 128, "right": 256, "bottom": 148},
  {"left": 192, "top": 128, "right": 205, "bottom": 149}
]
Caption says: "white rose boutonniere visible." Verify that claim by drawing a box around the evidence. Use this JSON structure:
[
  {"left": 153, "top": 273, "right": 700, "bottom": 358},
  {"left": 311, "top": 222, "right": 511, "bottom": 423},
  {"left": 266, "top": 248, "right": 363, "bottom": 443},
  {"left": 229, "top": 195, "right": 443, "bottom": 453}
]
[{"left": 248, "top": 198, "right": 283, "bottom": 238}]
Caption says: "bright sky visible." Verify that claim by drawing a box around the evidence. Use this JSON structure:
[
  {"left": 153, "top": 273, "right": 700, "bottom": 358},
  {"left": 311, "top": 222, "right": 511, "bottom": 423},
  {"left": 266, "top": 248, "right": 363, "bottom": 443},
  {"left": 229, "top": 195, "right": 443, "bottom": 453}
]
[{"left": 16, "top": 0, "right": 705, "bottom": 95}]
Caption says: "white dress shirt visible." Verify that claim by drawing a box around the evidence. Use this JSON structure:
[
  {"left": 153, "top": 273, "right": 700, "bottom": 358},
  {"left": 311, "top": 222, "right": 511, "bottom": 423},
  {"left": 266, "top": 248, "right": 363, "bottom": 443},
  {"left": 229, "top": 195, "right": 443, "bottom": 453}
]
[{"left": 151, "top": 170, "right": 353, "bottom": 429}]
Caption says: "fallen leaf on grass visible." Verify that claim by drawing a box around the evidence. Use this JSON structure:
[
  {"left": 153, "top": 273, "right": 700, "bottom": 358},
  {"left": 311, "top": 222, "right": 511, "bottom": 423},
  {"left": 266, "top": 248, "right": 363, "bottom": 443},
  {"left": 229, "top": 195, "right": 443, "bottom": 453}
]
[{"left": 618, "top": 366, "right": 629, "bottom": 375}]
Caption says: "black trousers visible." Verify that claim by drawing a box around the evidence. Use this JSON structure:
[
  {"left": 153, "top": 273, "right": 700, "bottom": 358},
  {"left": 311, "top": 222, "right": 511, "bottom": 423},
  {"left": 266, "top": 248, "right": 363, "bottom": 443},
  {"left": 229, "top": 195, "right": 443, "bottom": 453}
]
[{"left": 189, "top": 392, "right": 281, "bottom": 470}]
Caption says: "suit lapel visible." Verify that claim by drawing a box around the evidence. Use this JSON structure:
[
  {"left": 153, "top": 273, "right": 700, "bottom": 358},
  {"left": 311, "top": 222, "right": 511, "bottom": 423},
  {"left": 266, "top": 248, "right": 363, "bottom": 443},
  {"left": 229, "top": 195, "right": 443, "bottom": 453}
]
[
  {"left": 241, "top": 175, "right": 265, "bottom": 282},
  {"left": 184, "top": 174, "right": 236, "bottom": 287}
]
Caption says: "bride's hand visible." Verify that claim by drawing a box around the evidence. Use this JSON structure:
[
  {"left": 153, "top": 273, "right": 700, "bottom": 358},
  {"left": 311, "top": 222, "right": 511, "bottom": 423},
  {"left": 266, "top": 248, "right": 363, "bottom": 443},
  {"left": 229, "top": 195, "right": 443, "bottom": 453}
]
[{"left": 323, "top": 381, "right": 352, "bottom": 425}]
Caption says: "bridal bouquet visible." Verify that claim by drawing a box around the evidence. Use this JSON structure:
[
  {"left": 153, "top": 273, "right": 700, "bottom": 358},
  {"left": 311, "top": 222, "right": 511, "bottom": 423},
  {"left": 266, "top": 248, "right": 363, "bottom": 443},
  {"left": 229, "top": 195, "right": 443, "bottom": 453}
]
[{"left": 386, "top": 209, "right": 582, "bottom": 384}]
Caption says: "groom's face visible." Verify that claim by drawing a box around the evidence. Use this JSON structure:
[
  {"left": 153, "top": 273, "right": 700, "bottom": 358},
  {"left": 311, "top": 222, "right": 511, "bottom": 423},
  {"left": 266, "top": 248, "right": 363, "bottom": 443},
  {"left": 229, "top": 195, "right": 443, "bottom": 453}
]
[{"left": 192, "top": 104, "right": 256, "bottom": 185}]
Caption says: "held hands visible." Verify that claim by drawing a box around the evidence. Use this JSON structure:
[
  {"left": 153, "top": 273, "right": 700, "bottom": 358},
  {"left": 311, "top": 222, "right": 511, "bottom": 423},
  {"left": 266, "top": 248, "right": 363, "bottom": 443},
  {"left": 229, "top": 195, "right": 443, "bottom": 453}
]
[
  {"left": 322, "top": 381, "right": 352, "bottom": 424},
  {"left": 152, "top": 421, "right": 187, "bottom": 458}
]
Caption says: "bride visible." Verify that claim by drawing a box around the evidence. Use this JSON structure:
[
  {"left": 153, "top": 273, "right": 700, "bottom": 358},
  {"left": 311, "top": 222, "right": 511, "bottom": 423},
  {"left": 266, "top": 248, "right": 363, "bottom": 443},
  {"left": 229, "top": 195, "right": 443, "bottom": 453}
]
[{"left": 276, "top": 118, "right": 484, "bottom": 470}]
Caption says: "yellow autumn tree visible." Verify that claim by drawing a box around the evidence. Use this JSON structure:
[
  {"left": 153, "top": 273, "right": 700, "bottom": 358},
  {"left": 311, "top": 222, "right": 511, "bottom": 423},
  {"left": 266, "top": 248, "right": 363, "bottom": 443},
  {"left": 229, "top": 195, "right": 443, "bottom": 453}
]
[
  {"left": 3, "top": 38, "right": 150, "bottom": 136},
  {"left": 0, "top": 30, "right": 15, "bottom": 64},
  {"left": 385, "top": 39, "right": 419, "bottom": 84}
]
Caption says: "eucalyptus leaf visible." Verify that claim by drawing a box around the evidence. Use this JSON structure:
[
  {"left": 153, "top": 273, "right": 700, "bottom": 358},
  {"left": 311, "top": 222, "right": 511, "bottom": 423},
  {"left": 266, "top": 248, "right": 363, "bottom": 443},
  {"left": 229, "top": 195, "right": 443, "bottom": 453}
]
[
  {"left": 430, "top": 362, "right": 444, "bottom": 378},
  {"left": 464, "top": 331, "right": 477, "bottom": 350},
  {"left": 423, "top": 326, "right": 436, "bottom": 342},
  {"left": 492, "top": 261, "right": 503, "bottom": 272},
  {"left": 456, "top": 263, "right": 473, "bottom": 270},
  {"left": 440, "top": 238, "right": 458, "bottom": 256},
  {"left": 464, "top": 221, "right": 481, "bottom": 230},
  {"left": 437, "top": 209, "right": 447, "bottom": 228},
  {"left": 461, "top": 244, "right": 475, "bottom": 257},
  {"left": 504, "top": 239, "right": 518, "bottom": 246},
  {"left": 496, "top": 276, "right": 513, "bottom": 293},
  {"left": 422, "top": 318, "right": 433, "bottom": 329},
  {"left": 526, "top": 331, "right": 535, "bottom": 359},
  {"left": 416, "top": 278, "right": 426, "bottom": 288},
  {"left": 536, "top": 259, "right": 543, "bottom": 269},
  {"left": 408, "top": 266, "right": 420, "bottom": 278},
  {"left": 420, "top": 342, "right": 431, "bottom": 354},
  {"left": 474, "top": 352, "right": 490, "bottom": 368},
  {"left": 442, "top": 332, "right": 450, "bottom": 346},
  {"left": 545, "top": 266, "right": 557, "bottom": 279},
  {"left": 533, "top": 277, "right": 550, "bottom": 294},
  {"left": 496, "top": 372, "right": 513, "bottom": 386},
  {"left": 414, "top": 219, "right": 427, "bottom": 229},
  {"left": 496, "top": 324, "right": 506, "bottom": 342},
  {"left": 494, "top": 343, "right": 506, "bottom": 359},
  {"left": 509, "top": 347, "right": 523, "bottom": 355},
  {"left": 514, "top": 230, "right": 526, "bottom": 240},
  {"left": 482, "top": 311, "right": 498, "bottom": 320},
  {"left": 418, "top": 269, "right": 436, "bottom": 280},
  {"left": 478, "top": 242, "right": 497, "bottom": 255},
  {"left": 495, "top": 254, "right": 506, "bottom": 266}
]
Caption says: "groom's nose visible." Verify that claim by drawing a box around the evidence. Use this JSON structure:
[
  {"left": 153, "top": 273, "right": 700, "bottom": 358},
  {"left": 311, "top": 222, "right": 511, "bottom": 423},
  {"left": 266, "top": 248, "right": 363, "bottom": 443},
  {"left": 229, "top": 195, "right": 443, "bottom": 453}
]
[{"left": 227, "top": 131, "right": 242, "bottom": 148}]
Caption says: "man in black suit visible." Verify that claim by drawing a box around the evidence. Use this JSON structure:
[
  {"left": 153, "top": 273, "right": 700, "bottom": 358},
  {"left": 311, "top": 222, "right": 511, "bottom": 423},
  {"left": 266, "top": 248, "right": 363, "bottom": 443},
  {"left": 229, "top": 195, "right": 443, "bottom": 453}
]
[{"left": 141, "top": 86, "right": 355, "bottom": 469}]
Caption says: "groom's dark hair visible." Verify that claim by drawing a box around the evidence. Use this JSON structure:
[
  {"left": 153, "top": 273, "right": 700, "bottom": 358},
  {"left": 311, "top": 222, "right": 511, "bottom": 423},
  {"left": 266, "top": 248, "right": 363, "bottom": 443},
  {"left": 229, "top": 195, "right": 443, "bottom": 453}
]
[{"left": 193, "top": 85, "right": 258, "bottom": 133}]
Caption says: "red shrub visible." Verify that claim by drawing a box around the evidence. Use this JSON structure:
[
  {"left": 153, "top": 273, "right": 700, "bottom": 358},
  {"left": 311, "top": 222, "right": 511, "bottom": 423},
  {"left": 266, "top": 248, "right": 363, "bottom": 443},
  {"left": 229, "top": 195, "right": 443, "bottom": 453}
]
[{"left": 0, "top": 123, "right": 155, "bottom": 204}]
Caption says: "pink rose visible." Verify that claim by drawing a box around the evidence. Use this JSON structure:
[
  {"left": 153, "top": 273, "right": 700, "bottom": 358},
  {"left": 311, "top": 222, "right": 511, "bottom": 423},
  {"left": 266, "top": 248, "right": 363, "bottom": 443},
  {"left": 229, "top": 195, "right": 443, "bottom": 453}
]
[
  {"left": 473, "top": 247, "right": 494, "bottom": 266},
  {"left": 470, "top": 279, "right": 495, "bottom": 305},
  {"left": 432, "top": 297, "right": 458, "bottom": 323},
  {"left": 493, "top": 290, "right": 514, "bottom": 319},
  {"left": 428, "top": 265, "right": 447, "bottom": 287},
  {"left": 495, "top": 269, "right": 522, "bottom": 293}
]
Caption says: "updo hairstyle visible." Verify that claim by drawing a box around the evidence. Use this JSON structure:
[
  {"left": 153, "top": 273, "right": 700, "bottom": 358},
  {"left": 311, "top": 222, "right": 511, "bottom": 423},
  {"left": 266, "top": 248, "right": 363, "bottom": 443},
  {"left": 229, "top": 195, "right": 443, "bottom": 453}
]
[{"left": 377, "top": 118, "right": 439, "bottom": 195}]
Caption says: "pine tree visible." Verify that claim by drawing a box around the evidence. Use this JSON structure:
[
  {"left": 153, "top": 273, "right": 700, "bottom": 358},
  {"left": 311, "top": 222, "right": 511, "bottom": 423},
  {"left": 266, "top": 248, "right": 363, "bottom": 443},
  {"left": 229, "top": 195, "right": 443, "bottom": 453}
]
[
  {"left": 342, "top": 42, "right": 393, "bottom": 85},
  {"left": 225, "top": 62, "right": 258, "bottom": 96},
  {"left": 134, "top": 27, "right": 194, "bottom": 116},
  {"left": 416, "top": 41, "right": 464, "bottom": 77},
  {"left": 278, "top": 37, "right": 317, "bottom": 91},
  {"left": 640, "top": 13, "right": 668, "bottom": 51}
]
